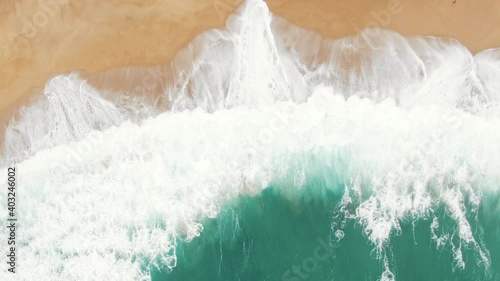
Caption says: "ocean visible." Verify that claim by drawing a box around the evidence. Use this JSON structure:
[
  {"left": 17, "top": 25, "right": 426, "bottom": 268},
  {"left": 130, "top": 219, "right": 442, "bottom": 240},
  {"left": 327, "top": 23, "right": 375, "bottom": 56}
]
[{"left": 1, "top": 0, "right": 499, "bottom": 280}]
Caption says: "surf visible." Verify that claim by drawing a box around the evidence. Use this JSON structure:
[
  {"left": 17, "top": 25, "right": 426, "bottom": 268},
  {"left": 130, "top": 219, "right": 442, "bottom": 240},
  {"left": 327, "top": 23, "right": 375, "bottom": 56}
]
[{"left": 0, "top": 0, "right": 499, "bottom": 280}]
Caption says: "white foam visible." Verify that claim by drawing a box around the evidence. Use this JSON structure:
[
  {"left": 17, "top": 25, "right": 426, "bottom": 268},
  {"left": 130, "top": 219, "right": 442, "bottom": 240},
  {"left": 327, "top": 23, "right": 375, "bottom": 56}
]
[
  {"left": 1, "top": 88, "right": 499, "bottom": 280},
  {"left": 1, "top": 0, "right": 500, "bottom": 280},
  {"left": 4, "top": 0, "right": 500, "bottom": 165}
]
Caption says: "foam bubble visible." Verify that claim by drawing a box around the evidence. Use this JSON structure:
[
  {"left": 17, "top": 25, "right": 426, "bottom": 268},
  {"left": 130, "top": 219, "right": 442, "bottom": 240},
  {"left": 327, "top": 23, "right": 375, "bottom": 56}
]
[{"left": 1, "top": 0, "right": 499, "bottom": 280}]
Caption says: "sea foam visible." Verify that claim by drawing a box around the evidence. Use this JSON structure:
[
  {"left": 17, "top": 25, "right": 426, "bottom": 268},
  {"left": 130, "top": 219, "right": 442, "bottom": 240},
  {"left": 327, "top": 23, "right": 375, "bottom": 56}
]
[{"left": 0, "top": 0, "right": 499, "bottom": 280}]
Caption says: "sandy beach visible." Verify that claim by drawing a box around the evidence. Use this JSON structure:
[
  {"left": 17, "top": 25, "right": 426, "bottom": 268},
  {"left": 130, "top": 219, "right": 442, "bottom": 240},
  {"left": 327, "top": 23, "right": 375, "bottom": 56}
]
[
  {"left": 1, "top": 0, "right": 500, "bottom": 115},
  {"left": 2, "top": 2, "right": 500, "bottom": 280}
]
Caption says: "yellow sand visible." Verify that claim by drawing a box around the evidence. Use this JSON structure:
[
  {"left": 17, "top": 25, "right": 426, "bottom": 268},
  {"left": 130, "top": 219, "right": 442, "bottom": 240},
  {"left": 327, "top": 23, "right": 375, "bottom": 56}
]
[{"left": 1, "top": 0, "right": 500, "bottom": 114}]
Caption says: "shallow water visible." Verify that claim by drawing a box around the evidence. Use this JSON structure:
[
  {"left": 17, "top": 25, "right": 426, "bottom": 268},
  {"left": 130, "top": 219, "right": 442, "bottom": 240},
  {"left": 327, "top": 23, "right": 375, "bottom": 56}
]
[
  {"left": 159, "top": 185, "right": 499, "bottom": 281},
  {"left": 1, "top": 0, "right": 499, "bottom": 280}
]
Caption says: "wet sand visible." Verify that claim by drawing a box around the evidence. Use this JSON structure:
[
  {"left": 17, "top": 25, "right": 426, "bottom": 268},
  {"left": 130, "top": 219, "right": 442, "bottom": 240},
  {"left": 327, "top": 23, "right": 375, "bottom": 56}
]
[{"left": 1, "top": 0, "right": 500, "bottom": 115}]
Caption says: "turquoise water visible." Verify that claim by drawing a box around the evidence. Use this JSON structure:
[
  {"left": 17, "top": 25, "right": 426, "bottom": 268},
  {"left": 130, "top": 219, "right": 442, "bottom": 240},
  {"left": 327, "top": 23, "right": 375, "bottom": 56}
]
[
  {"left": 4, "top": 1, "right": 500, "bottom": 280},
  {"left": 153, "top": 179, "right": 500, "bottom": 281}
]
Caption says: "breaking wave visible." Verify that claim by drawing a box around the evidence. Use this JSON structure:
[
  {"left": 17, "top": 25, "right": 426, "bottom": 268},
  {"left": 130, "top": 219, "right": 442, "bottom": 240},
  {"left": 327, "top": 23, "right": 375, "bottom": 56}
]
[{"left": 1, "top": 0, "right": 499, "bottom": 280}]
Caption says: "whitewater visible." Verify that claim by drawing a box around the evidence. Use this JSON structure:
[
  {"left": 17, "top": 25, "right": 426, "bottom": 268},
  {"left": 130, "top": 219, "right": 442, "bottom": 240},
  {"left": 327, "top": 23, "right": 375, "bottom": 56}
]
[{"left": 1, "top": 0, "right": 499, "bottom": 280}]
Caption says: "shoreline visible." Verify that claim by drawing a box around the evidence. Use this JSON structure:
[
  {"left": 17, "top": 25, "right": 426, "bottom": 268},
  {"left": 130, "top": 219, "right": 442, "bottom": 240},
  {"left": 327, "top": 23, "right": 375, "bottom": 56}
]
[{"left": 1, "top": 0, "right": 500, "bottom": 116}]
